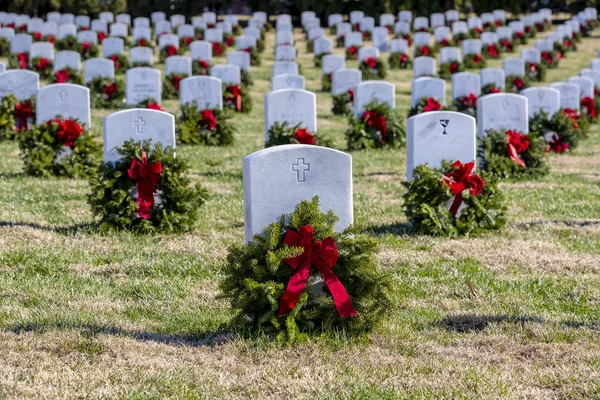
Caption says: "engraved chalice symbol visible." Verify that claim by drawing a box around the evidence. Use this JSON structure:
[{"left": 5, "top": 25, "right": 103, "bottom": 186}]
[{"left": 440, "top": 119, "right": 449, "bottom": 134}]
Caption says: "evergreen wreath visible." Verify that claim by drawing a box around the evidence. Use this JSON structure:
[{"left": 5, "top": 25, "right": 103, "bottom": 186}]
[
  {"left": 42, "top": 34, "right": 56, "bottom": 45},
  {"left": 346, "top": 100, "right": 405, "bottom": 150},
  {"left": 56, "top": 36, "right": 78, "bottom": 51},
  {"left": 396, "top": 33, "right": 412, "bottom": 47},
  {"left": 513, "top": 31, "right": 527, "bottom": 45},
  {"left": 408, "top": 97, "right": 444, "bottom": 118},
  {"left": 530, "top": 109, "right": 585, "bottom": 153},
  {"left": 242, "top": 48, "right": 261, "bottom": 66},
  {"left": 452, "top": 33, "right": 468, "bottom": 46},
  {"left": 329, "top": 25, "right": 337, "bottom": 35},
  {"left": 130, "top": 61, "right": 153, "bottom": 68},
  {"left": 438, "top": 61, "right": 464, "bottom": 80},
  {"left": 177, "top": 101, "right": 235, "bottom": 146},
  {"left": 108, "top": 54, "right": 128, "bottom": 73},
  {"left": 553, "top": 41, "right": 568, "bottom": 57},
  {"left": 159, "top": 45, "right": 180, "bottom": 62},
  {"left": 483, "top": 22, "right": 497, "bottom": 32},
  {"left": 221, "top": 196, "right": 393, "bottom": 342},
  {"left": 388, "top": 52, "right": 411, "bottom": 69},
  {"left": 540, "top": 51, "right": 557, "bottom": 69},
  {"left": 179, "top": 35, "right": 195, "bottom": 49},
  {"left": 8, "top": 52, "right": 29, "bottom": 69},
  {"left": 403, "top": 161, "right": 506, "bottom": 237},
  {"left": 88, "top": 139, "right": 209, "bottom": 234},
  {"left": 0, "top": 94, "right": 36, "bottom": 140},
  {"left": 30, "top": 57, "right": 54, "bottom": 79},
  {"left": 345, "top": 46, "right": 359, "bottom": 60},
  {"left": 581, "top": 96, "right": 598, "bottom": 122},
  {"left": 135, "top": 98, "right": 164, "bottom": 111},
  {"left": 87, "top": 77, "right": 125, "bottom": 109},
  {"left": 500, "top": 38, "right": 516, "bottom": 53},
  {"left": 163, "top": 73, "right": 189, "bottom": 100},
  {"left": 525, "top": 62, "right": 546, "bottom": 82},
  {"left": 358, "top": 57, "right": 387, "bottom": 80},
  {"left": 524, "top": 25, "right": 537, "bottom": 38},
  {"left": 331, "top": 90, "right": 354, "bottom": 116},
  {"left": 450, "top": 93, "right": 478, "bottom": 117},
  {"left": 479, "top": 129, "right": 549, "bottom": 180},
  {"left": 223, "top": 84, "right": 252, "bottom": 113},
  {"left": 265, "top": 122, "right": 331, "bottom": 148},
  {"left": 256, "top": 37, "right": 265, "bottom": 53},
  {"left": 322, "top": 73, "right": 333, "bottom": 92},
  {"left": 469, "top": 27, "right": 482, "bottom": 38},
  {"left": 336, "top": 35, "right": 345, "bottom": 48},
  {"left": 0, "top": 37, "right": 10, "bottom": 56},
  {"left": 50, "top": 67, "right": 83, "bottom": 85},
  {"left": 415, "top": 45, "right": 435, "bottom": 57},
  {"left": 482, "top": 43, "right": 501, "bottom": 59},
  {"left": 463, "top": 53, "right": 486, "bottom": 69},
  {"left": 224, "top": 34, "right": 236, "bottom": 48},
  {"left": 134, "top": 38, "right": 154, "bottom": 49},
  {"left": 232, "top": 25, "right": 242, "bottom": 36},
  {"left": 314, "top": 52, "right": 330, "bottom": 68},
  {"left": 306, "top": 39, "right": 314, "bottom": 53},
  {"left": 192, "top": 59, "right": 211, "bottom": 76},
  {"left": 18, "top": 117, "right": 101, "bottom": 178},
  {"left": 241, "top": 69, "right": 254, "bottom": 89},
  {"left": 505, "top": 75, "right": 530, "bottom": 93},
  {"left": 481, "top": 83, "right": 503, "bottom": 95},
  {"left": 211, "top": 42, "right": 226, "bottom": 57},
  {"left": 433, "top": 38, "right": 451, "bottom": 52},
  {"left": 76, "top": 41, "right": 100, "bottom": 59},
  {"left": 362, "top": 31, "right": 372, "bottom": 41}
]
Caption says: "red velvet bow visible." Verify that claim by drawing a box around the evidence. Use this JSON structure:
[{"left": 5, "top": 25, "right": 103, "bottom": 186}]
[
  {"left": 52, "top": 118, "right": 83, "bottom": 148},
  {"left": 440, "top": 161, "right": 485, "bottom": 216},
  {"left": 564, "top": 39, "right": 573, "bottom": 48},
  {"left": 449, "top": 62, "right": 459, "bottom": 73},
  {"left": 81, "top": 42, "right": 90, "bottom": 54},
  {"left": 506, "top": 130, "right": 529, "bottom": 167},
  {"left": 103, "top": 82, "right": 118, "bottom": 100},
  {"left": 402, "top": 34, "right": 411, "bottom": 46},
  {"left": 212, "top": 42, "right": 222, "bottom": 56},
  {"left": 441, "top": 38, "right": 449, "bottom": 47},
  {"left": 278, "top": 225, "right": 357, "bottom": 318},
  {"left": 147, "top": 103, "right": 164, "bottom": 111},
  {"left": 461, "top": 93, "right": 478, "bottom": 108},
  {"left": 399, "top": 53, "right": 408, "bottom": 66},
  {"left": 17, "top": 53, "right": 28, "bottom": 69},
  {"left": 347, "top": 89, "right": 354, "bottom": 103},
  {"left": 139, "top": 39, "right": 147, "bottom": 46},
  {"left": 109, "top": 55, "right": 120, "bottom": 70},
  {"left": 581, "top": 97, "right": 597, "bottom": 119},
  {"left": 200, "top": 110, "right": 217, "bottom": 130},
  {"left": 167, "top": 45, "right": 178, "bottom": 57},
  {"left": 55, "top": 69, "right": 70, "bottom": 83},
  {"left": 545, "top": 134, "right": 569, "bottom": 153},
  {"left": 487, "top": 44, "right": 498, "bottom": 58},
  {"left": 34, "top": 32, "right": 42, "bottom": 41},
  {"left": 197, "top": 60, "right": 209, "bottom": 74},
  {"left": 349, "top": 46, "right": 357, "bottom": 56},
  {"left": 502, "top": 39, "right": 512, "bottom": 51},
  {"left": 226, "top": 85, "right": 242, "bottom": 112},
  {"left": 490, "top": 87, "right": 501, "bottom": 93},
  {"left": 419, "top": 45, "right": 430, "bottom": 56},
  {"left": 562, "top": 108, "right": 579, "bottom": 129},
  {"left": 36, "top": 57, "right": 50, "bottom": 71},
  {"left": 171, "top": 75, "right": 182, "bottom": 91},
  {"left": 528, "top": 62, "right": 538, "bottom": 75},
  {"left": 424, "top": 97, "right": 442, "bottom": 112},
  {"left": 46, "top": 35, "right": 55, "bottom": 44},
  {"left": 184, "top": 36, "right": 193, "bottom": 45},
  {"left": 472, "top": 54, "right": 482, "bottom": 64},
  {"left": 365, "top": 57, "right": 377, "bottom": 68},
  {"left": 225, "top": 37, "right": 234, "bottom": 47},
  {"left": 512, "top": 77, "right": 524, "bottom": 91},
  {"left": 294, "top": 128, "right": 315, "bottom": 145},
  {"left": 127, "top": 151, "right": 163, "bottom": 220},
  {"left": 14, "top": 101, "right": 33, "bottom": 131},
  {"left": 363, "top": 110, "right": 387, "bottom": 143},
  {"left": 516, "top": 31, "right": 523, "bottom": 38}
]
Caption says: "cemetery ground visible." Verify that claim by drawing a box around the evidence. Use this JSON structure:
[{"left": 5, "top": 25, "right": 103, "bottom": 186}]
[{"left": 1, "top": 27, "right": 600, "bottom": 399}]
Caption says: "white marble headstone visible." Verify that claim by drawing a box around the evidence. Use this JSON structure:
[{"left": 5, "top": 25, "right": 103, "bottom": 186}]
[
  {"left": 521, "top": 87, "right": 560, "bottom": 118},
  {"left": 275, "top": 45, "right": 296, "bottom": 61},
  {"left": 480, "top": 68, "right": 505, "bottom": 90},
  {"left": 272, "top": 61, "right": 299, "bottom": 76},
  {"left": 322, "top": 54, "right": 345, "bottom": 75},
  {"left": 412, "top": 77, "right": 446, "bottom": 107},
  {"left": 83, "top": 57, "right": 114, "bottom": 84},
  {"left": 10, "top": 33, "right": 32, "bottom": 54},
  {"left": 271, "top": 74, "right": 306, "bottom": 91},
  {"left": 0, "top": 69, "right": 39, "bottom": 100},
  {"left": 180, "top": 76, "right": 223, "bottom": 111},
  {"left": 452, "top": 72, "right": 481, "bottom": 99},
  {"left": 503, "top": 58, "right": 525, "bottom": 77},
  {"left": 54, "top": 50, "right": 81, "bottom": 71},
  {"left": 29, "top": 42, "right": 54, "bottom": 64},
  {"left": 476, "top": 93, "right": 528, "bottom": 136},
  {"left": 332, "top": 68, "right": 362, "bottom": 96},
  {"left": 102, "top": 37, "right": 124, "bottom": 57},
  {"left": 211, "top": 64, "right": 241, "bottom": 85},
  {"left": 264, "top": 89, "right": 316, "bottom": 134},
  {"left": 413, "top": 56, "right": 436, "bottom": 78},
  {"left": 549, "top": 83, "right": 580, "bottom": 111},
  {"left": 227, "top": 51, "right": 251, "bottom": 72},
  {"left": 190, "top": 41, "right": 212, "bottom": 62},
  {"left": 354, "top": 81, "right": 395, "bottom": 115},
  {"left": 36, "top": 83, "right": 91, "bottom": 127},
  {"left": 566, "top": 76, "right": 594, "bottom": 99},
  {"left": 130, "top": 46, "right": 154, "bottom": 65},
  {"left": 77, "top": 30, "right": 98, "bottom": 45},
  {"left": 165, "top": 55, "right": 191, "bottom": 76},
  {"left": 440, "top": 47, "right": 461, "bottom": 64},
  {"left": 125, "top": 67, "right": 162, "bottom": 106}
]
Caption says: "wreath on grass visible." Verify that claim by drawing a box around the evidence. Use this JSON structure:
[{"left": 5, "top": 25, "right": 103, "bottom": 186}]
[
  {"left": 500, "top": 38, "right": 515, "bottom": 53},
  {"left": 479, "top": 129, "right": 549, "bottom": 180},
  {"left": 30, "top": 57, "right": 54, "bottom": 79},
  {"left": 450, "top": 93, "right": 478, "bottom": 117},
  {"left": 553, "top": 41, "right": 567, "bottom": 57},
  {"left": 134, "top": 38, "right": 154, "bottom": 49},
  {"left": 396, "top": 33, "right": 412, "bottom": 46},
  {"left": 322, "top": 73, "right": 333, "bottom": 92},
  {"left": 179, "top": 36, "right": 195, "bottom": 49},
  {"left": 159, "top": 45, "right": 181, "bottom": 62},
  {"left": 332, "top": 89, "right": 354, "bottom": 116},
  {"left": 469, "top": 27, "right": 482, "bottom": 38},
  {"left": 87, "top": 77, "right": 125, "bottom": 109},
  {"left": 130, "top": 61, "right": 153, "bottom": 68},
  {"left": 241, "top": 69, "right": 253, "bottom": 89},
  {"left": 163, "top": 73, "right": 189, "bottom": 100},
  {"left": 481, "top": 83, "right": 503, "bottom": 95},
  {"left": 463, "top": 54, "right": 486, "bottom": 69},
  {"left": 513, "top": 31, "right": 527, "bottom": 45},
  {"left": 505, "top": 75, "right": 529, "bottom": 93},
  {"left": 403, "top": 160, "right": 506, "bottom": 237},
  {"left": 524, "top": 25, "right": 537, "bottom": 38},
  {"left": 483, "top": 22, "right": 496, "bottom": 32},
  {"left": 136, "top": 98, "right": 164, "bottom": 111},
  {"left": 433, "top": 38, "right": 451, "bottom": 52},
  {"left": 482, "top": 43, "right": 501, "bottom": 59},
  {"left": 212, "top": 42, "right": 226, "bottom": 57},
  {"left": 108, "top": 54, "right": 128, "bottom": 73},
  {"left": 51, "top": 67, "right": 83, "bottom": 84},
  {"left": 336, "top": 35, "right": 345, "bottom": 48},
  {"left": 221, "top": 196, "right": 392, "bottom": 342},
  {"left": 18, "top": 117, "right": 101, "bottom": 177},
  {"left": 223, "top": 84, "right": 252, "bottom": 113},
  {"left": 8, "top": 52, "right": 29, "bottom": 69},
  {"left": 415, "top": 45, "right": 435, "bottom": 57},
  {"left": 408, "top": 97, "right": 444, "bottom": 118},
  {"left": 42, "top": 34, "right": 56, "bottom": 45},
  {"left": 256, "top": 38, "right": 265, "bottom": 53},
  {"left": 346, "top": 100, "right": 405, "bottom": 150},
  {"left": 192, "top": 59, "right": 211, "bottom": 75},
  {"left": 177, "top": 101, "right": 235, "bottom": 146},
  {"left": 88, "top": 139, "right": 209, "bottom": 234},
  {"left": 314, "top": 52, "right": 330, "bottom": 68},
  {"left": 581, "top": 97, "right": 598, "bottom": 122},
  {"left": 56, "top": 36, "right": 77, "bottom": 51},
  {"left": 388, "top": 52, "right": 411, "bottom": 69},
  {"left": 306, "top": 39, "right": 314, "bottom": 53},
  {"left": 362, "top": 31, "right": 372, "bottom": 41},
  {"left": 452, "top": 33, "right": 468, "bottom": 46},
  {"left": 541, "top": 51, "right": 557, "bottom": 69},
  {"left": 242, "top": 47, "right": 261, "bottom": 66},
  {"left": 345, "top": 46, "right": 358, "bottom": 60},
  {"left": 224, "top": 34, "right": 236, "bottom": 48},
  {"left": 0, "top": 37, "right": 10, "bottom": 56},
  {"left": 76, "top": 41, "right": 100, "bottom": 59},
  {"left": 265, "top": 122, "right": 331, "bottom": 148},
  {"left": 359, "top": 57, "right": 387, "bottom": 80},
  {"left": 0, "top": 94, "right": 36, "bottom": 140},
  {"left": 530, "top": 109, "right": 586, "bottom": 153},
  {"left": 438, "top": 61, "right": 464, "bottom": 80},
  {"left": 526, "top": 62, "right": 546, "bottom": 82},
  {"left": 232, "top": 25, "right": 242, "bottom": 36}
]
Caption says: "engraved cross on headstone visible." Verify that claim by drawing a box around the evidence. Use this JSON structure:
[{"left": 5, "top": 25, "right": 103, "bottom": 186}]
[
  {"left": 58, "top": 90, "right": 68, "bottom": 102},
  {"left": 133, "top": 116, "right": 146, "bottom": 134},
  {"left": 292, "top": 158, "right": 310, "bottom": 182}
]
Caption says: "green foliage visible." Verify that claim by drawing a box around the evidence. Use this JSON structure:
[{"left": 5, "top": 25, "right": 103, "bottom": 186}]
[
  {"left": 449, "top": 96, "right": 477, "bottom": 117},
  {"left": 129, "top": 61, "right": 152, "bottom": 68},
  {"left": 482, "top": 43, "right": 502, "bottom": 59},
  {"left": 452, "top": 33, "right": 468, "bottom": 47},
  {"left": 88, "top": 139, "right": 209, "bottom": 234},
  {"left": 481, "top": 83, "right": 502, "bottom": 95},
  {"left": 529, "top": 109, "right": 586, "bottom": 152},
  {"left": 331, "top": 92, "right": 352, "bottom": 116},
  {"left": 245, "top": 48, "right": 261, "bottom": 66},
  {"left": 306, "top": 39, "right": 314, "bottom": 53},
  {"left": 505, "top": 75, "right": 530, "bottom": 93},
  {"left": 163, "top": 73, "right": 188, "bottom": 100},
  {"left": 7, "top": 53, "right": 28, "bottom": 69},
  {"left": 55, "top": 36, "right": 78, "bottom": 51},
  {"left": 86, "top": 77, "right": 125, "bottom": 109},
  {"left": 388, "top": 52, "right": 411, "bottom": 69},
  {"left": 221, "top": 196, "right": 393, "bottom": 342},
  {"left": 223, "top": 84, "right": 253, "bottom": 114},
  {"left": 108, "top": 53, "right": 129, "bottom": 73},
  {"left": 0, "top": 37, "right": 9, "bottom": 57},
  {"left": 18, "top": 118, "right": 101, "bottom": 178},
  {"left": 358, "top": 58, "right": 387, "bottom": 80},
  {"left": 321, "top": 73, "right": 332, "bottom": 92},
  {"left": 0, "top": 94, "right": 20, "bottom": 140},
  {"left": 438, "top": 61, "right": 464, "bottom": 80},
  {"left": 463, "top": 54, "right": 486, "bottom": 69},
  {"left": 177, "top": 102, "right": 235, "bottom": 146},
  {"left": 346, "top": 100, "right": 405, "bottom": 150},
  {"left": 415, "top": 45, "right": 435, "bottom": 57},
  {"left": 50, "top": 67, "right": 84, "bottom": 85},
  {"left": 403, "top": 161, "right": 507, "bottom": 237},
  {"left": 191, "top": 60, "right": 210, "bottom": 76},
  {"left": 408, "top": 97, "right": 445, "bottom": 118},
  {"left": 314, "top": 52, "right": 330, "bottom": 68},
  {"left": 76, "top": 41, "right": 100, "bottom": 59},
  {"left": 513, "top": 32, "right": 528, "bottom": 45},
  {"left": 241, "top": 69, "right": 254, "bottom": 89},
  {"left": 30, "top": 57, "right": 54, "bottom": 79},
  {"left": 525, "top": 62, "right": 547, "bottom": 82},
  {"left": 479, "top": 129, "right": 549, "bottom": 181},
  {"left": 265, "top": 121, "right": 332, "bottom": 148}
]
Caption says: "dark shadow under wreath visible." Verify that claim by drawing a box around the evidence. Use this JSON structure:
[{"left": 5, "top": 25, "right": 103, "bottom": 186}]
[
  {"left": 388, "top": 52, "right": 411, "bottom": 69},
  {"left": 265, "top": 121, "right": 331, "bottom": 148},
  {"left": 479, "top": 129, "right": 549, "bottom": 181},
  {"left": 87, "top": 77, "right": 125, "bottom": 109},
  {"left": 346, "top": 100, "right": 405, "bottom": 150},
  {"left": 177, "top": 101, "right": 235, "bottom": 146},
  {"left": 18, "top": 117, "right": 101, "bottom": 178},
  {"left": 220, "top": 196, "right": 393, "bottom": 343},
  {"left": 0, "top": 94, "right": 36, "bottom": 140},
  {"left": 529, "top": 109, "right": 587, "bottom": 154},
  {"left": 408, "top": 97, "right": 444, "bottom": 118},
  {"left": 332, "top": 89, "right": 354, "bottom": 116},
  {"left": 358, "top": 57, "right": 387, "bottom": 80},
  {"left": 88, "top": 139, "right": 209, "bottom": 234},
  {"left": 403, "top": 160, "right": 506, "bottom": 237},
  {"left": 51, "top": 67, "right": 83, "bottom": 85}
]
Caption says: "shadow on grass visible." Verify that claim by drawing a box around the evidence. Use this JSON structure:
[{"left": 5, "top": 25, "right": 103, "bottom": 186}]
[
  {"left": 364, "top": 223, "right": 412, "bottom": 236},
  {"left": 515, "top": 219, "right": 600, "bottom": 230},
  {"left": 0, "top": 221, "right": 98, "bottom": 235},
  {"left": 10, "top": 321, "right": 236, "bottom": 347},
  {"left": 438, "top": 314, "right": 544, "bottom": 333}
]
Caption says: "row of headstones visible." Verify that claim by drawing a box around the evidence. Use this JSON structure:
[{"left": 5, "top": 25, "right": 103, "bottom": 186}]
[{"left": 414, "top": 55, "right": 545, "bottom": 80}]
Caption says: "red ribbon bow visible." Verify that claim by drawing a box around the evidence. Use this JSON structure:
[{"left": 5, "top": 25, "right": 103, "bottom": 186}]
[
  {"left": 81, "top": 42, "right": 91, "bottom": 54},
  {"left": 472, "top": 54, "right": 482, "bottom": 64},
  {"left": 487, "top": 44, "right": 498, "bottom": 58},
  {"left": 225, "top": 37, "right": 234, "bottom": 47},
  {"left": 212, "top": 42, "right": 222, "bottom": 56},
  {"left": 347, "top": 89, "right": 354, "bottom": 103},
  {"left": 109, "top": 55, "right": 120, "bottom": 70},
  {"left": 545, "top": 134, "right": 569, "bottom": 153},
  {"left": 147, "top": 103, "right": 164, "bottom": 111},
  {"left": 541, "top": 52, "right": 553, "bottom": 66},
  {"left": 363, "top": 110, "right": 387, "bottom": 143},
  {"left": 441, "top": 38, "right": 449, "bottom": 47},
  {"left": 562, "top": 108, "right": 579, "bottom": 129},
  {"left": 419, "top": 45, "right": 430, "bottom": 56},
  {"left": 17, "top": 53, "right": 28, "bottom": 69},
  {"left": 490, "top": 87, "right": 502, "bottom": 93},
  {"left": 528, "top": 63, "right": 538, "bottom": 76},
  {"left": 294, "top": 128, "right": 315, "bottom": 145},
  {"left": 424, "top": 97, "right": 442, "bottom": 112},
  {"left": 581, "top": 97, "right": 597, "bottom": 119},
  {"left": 139, "top": 39, "right": 147, "bottom": 46},
  {"left": 197, "top": 60, "right": 209, "bottom": 74},
  {"left": 167, "top": 45, "right": 178, "bottom": 57},
  {"left": 402, "top": 34, "right": 412, "bottom": 46},
  {"left": 52, "top": 118, "right": 83, "bottom": 148},
  {"left": 512, "top": 77, "right": 524, "bottom": 91},
  {"left": 184, "top": 36, "right": 193, "bottom": 45},
  {"left": 103, "top": 82, "right": 118, "bottom": 100},
  {"left": 226, "top": 85, "right": 242, "bottom": 111},
  {"left": 171, "top": 75, "right": 182, "bottom": 91},
  {"left": 36, "top": 57, "right": 50, "bottom": 71},
  {"left": 97, "top": 32, "right": 106, "bottom": 43},
  {"left": 278, "top": 225, "right": 357, "bottom": 318},
  {"left": 399, "top": 53, "right": 408, "bottom": 66},
  {"left": 34, "top": 32, "right": 42, "bottom": 41},
  {"left": 449, "top": 62, "right": 459, "bottom": 74},
  {"left": 127, "top": 152, "right": 163, "bottom": 220},
  {"left": 46, "top": 35, "right": 55, "bottom": 44},
  {"left": 502, "top": 39, "right": 512, "bottom": 51},
  {"left": 55, "top": 69, "right": 70, "bottom": 83},
  {"left": 349, "top": 46, "right": 357, "bottom": 56},
  {"left": 14, "top": 101, "right": 33, "bottom": 131},
  {"left": 506, "top": 130, "right": 530, "bottom": 167},
  {"left": 365, "top": 57, "right": 377, "bottom": 68},
  {"left": 461, "top": 93, "right": 478, "bottom": 108},
  {"left": 200, "top": 110, "right": 217, "bottom": 130},
  {"left": 440, "top": 161, "right": 485, "bottom": 216}
]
